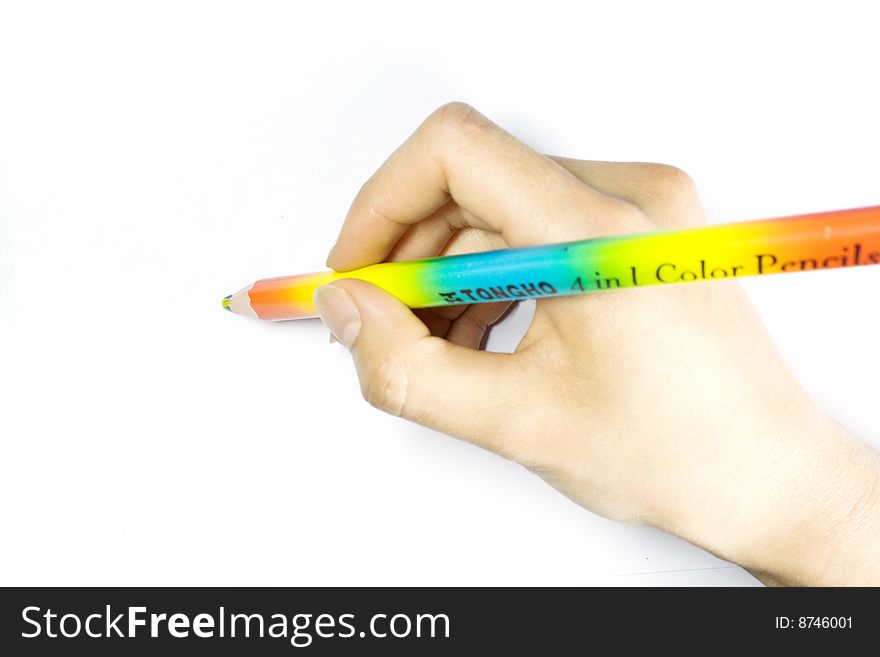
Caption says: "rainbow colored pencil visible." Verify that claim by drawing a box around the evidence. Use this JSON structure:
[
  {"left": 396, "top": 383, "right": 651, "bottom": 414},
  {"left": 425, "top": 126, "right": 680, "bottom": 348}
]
[{"left": 223, "top": 205, "right": 880, "bottom": 320}]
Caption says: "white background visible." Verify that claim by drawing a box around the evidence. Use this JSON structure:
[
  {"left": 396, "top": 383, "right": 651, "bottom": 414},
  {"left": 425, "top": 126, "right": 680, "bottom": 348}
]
[{"left": 1, "top": 1, "right": 878, "bottom": 586}]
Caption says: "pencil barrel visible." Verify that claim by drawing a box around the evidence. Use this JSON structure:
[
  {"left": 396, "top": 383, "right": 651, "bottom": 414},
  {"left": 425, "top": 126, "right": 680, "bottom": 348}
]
[{"left": 244, "top": 206, "right": 880, "bottom": 320}]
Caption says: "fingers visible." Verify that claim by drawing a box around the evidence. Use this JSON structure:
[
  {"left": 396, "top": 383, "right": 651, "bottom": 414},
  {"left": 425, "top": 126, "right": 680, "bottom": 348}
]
[
  {"left": 414, "top": 300, "right": 512, "bottom": 348},
  {"left": 328, "top": 102, "right": 641, "bottom": 271},
  {"left": 445, "top": 301, "right": 512, "bottom": 349},
  {"left": 428, "top": 226, "right": 512, "bottom": 346},
  {"left": 386, "top": 209, "right": 509, "bottom": 268},
  {"left": 314, "top": 278, "right": 518, "bottom": 445},
  {"left": 390, "top": 220, "right": 513, "bottom": 348},
  {"left": 384, "top": 201, "right": 461, "bottom": 263},
  {"left": 550, "top": 157, "right": 705, "bottom": 228}
]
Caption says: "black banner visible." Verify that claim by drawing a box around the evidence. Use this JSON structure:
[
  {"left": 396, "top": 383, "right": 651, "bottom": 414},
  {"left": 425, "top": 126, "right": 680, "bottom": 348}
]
[{"left": 0, "top": 587, "right": 875, "bottom": 654}]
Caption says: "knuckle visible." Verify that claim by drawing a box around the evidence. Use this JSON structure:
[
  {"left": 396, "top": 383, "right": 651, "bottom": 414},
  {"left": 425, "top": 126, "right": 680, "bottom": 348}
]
[
  {"left": 429, "top": 101, "right": 489, "bottom": 138},
  {"left": 644, "top": 163, "right": 698, "bottom": 196},
  {"left": 360, "top": 354, "right": 409, "bottom": 417},
  {"left": 632, "top": 163, "right": 704, "bottom": 227}
]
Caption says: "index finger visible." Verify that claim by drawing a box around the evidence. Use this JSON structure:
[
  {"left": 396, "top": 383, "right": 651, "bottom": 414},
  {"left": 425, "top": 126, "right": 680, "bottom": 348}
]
[{"left": 327, "top": 103, "right": 641, "bottom": 271}]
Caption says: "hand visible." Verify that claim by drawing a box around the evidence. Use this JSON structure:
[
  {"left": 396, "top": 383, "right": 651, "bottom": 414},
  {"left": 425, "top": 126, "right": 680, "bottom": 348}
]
[{"left": 314, "top": 103, "right": 880, "bottom": 585}]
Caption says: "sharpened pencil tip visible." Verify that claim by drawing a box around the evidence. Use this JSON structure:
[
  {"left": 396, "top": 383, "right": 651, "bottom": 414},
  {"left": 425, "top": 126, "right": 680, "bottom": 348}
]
[{"left": 223, "top": 285, "right": 258, "bottom": 318}]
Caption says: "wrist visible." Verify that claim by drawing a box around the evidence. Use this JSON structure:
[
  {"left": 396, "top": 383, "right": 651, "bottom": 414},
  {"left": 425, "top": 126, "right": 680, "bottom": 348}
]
[
  {"left": 654, "top": 397, "right": 880, "bottom": 586},
  {"left": 730, "top": 413, "right": 880, "bottom": 585}
]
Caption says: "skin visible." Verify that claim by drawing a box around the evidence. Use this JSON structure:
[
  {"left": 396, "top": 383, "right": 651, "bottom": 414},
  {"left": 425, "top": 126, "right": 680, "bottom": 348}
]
[{"left": 313, "top": 102, "right": 880, "bottom": 586}]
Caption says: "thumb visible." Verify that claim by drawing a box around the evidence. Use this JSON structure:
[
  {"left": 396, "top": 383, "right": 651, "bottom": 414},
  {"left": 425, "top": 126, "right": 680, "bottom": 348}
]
[{"left": 313, "top": 278, "right": 517, "bottom": 448}]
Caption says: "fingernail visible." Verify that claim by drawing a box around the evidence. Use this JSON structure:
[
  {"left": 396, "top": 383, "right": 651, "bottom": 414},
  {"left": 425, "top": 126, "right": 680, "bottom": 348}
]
[
  {"left": 314, "top": 284, "right": 361, "bottom": 350},
  {"left": 325, "top": 244, "right": 337, "bottom": 268},
  {"left": 329, "top": 332, "right": 337, "bottom": 343}
]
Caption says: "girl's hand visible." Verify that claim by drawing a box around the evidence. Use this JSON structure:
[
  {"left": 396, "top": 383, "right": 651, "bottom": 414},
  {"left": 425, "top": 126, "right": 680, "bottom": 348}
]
[{"left": 314, "top": 103, "right": 880, "bottom": 585}]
